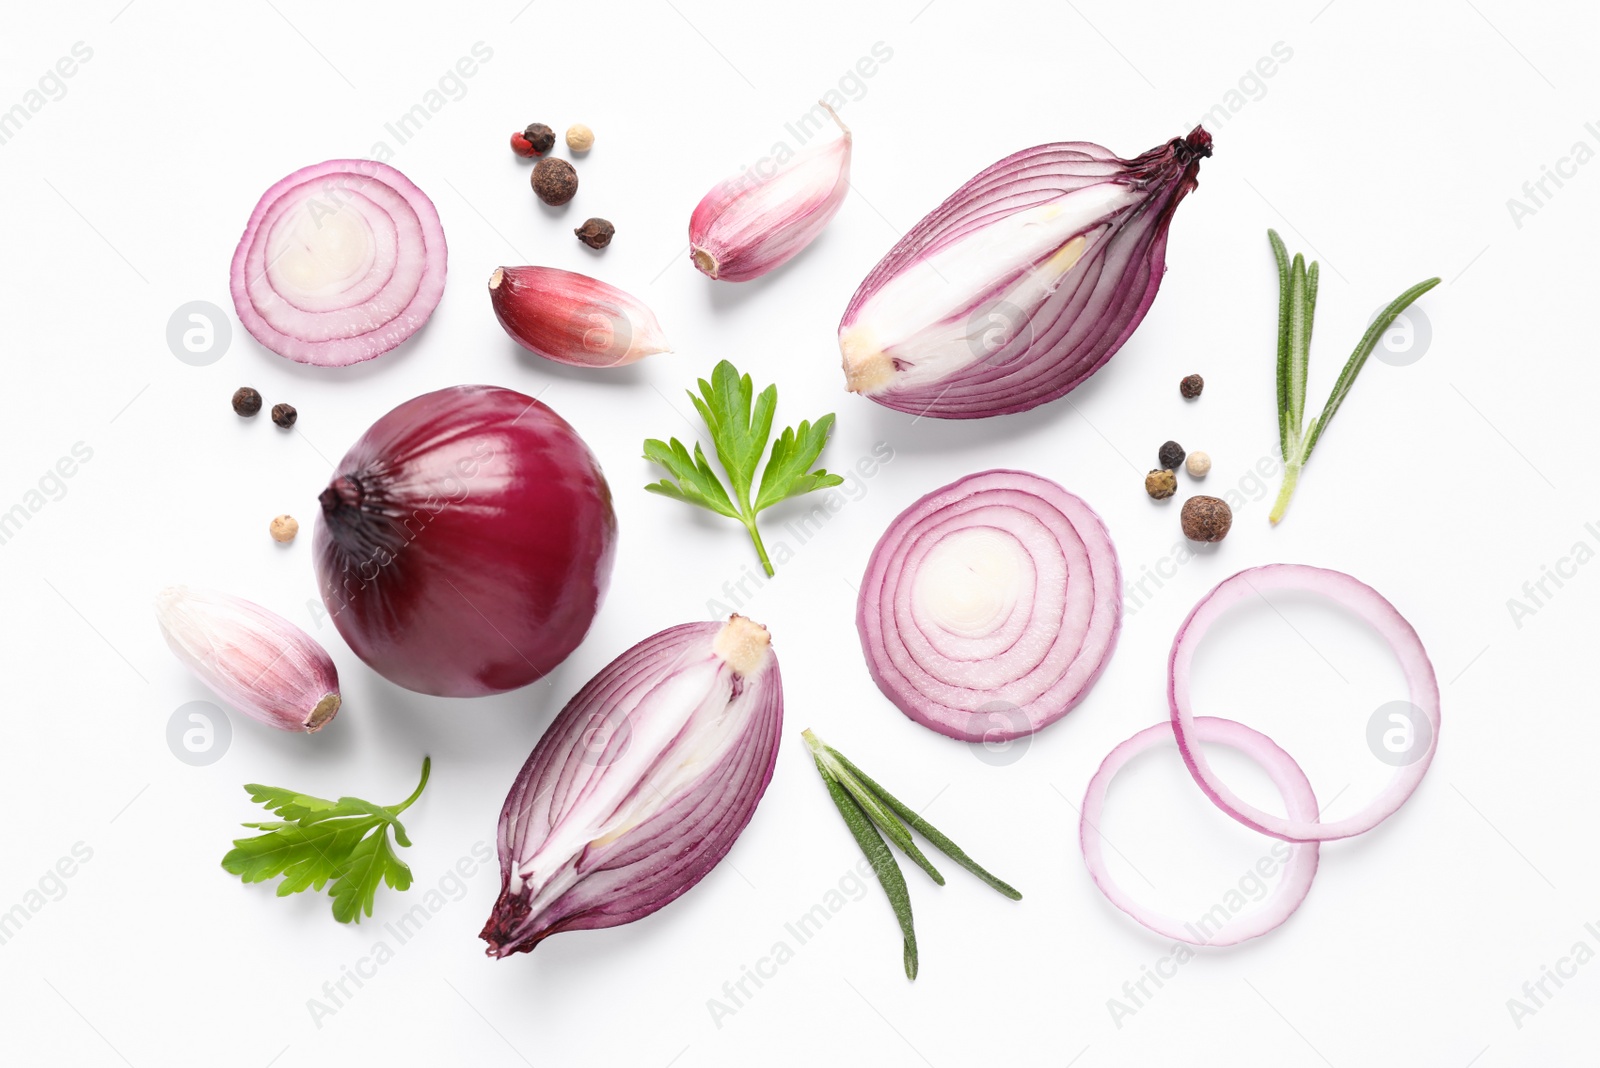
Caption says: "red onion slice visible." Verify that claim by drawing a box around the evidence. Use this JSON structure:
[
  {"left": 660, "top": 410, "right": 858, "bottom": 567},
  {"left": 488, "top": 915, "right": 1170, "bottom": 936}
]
[
  {"left": 229, "top": 159, "right": 447, "bottom": 366},
  {"left": 1169, "top": 564, "right": 1441, "bottom": 842},
  {"left": 1080, "top": 717, "right": 1321, "bottom": 946},
  {"left": 856, "top": 469, "right": 1121, "bottom": 741}
]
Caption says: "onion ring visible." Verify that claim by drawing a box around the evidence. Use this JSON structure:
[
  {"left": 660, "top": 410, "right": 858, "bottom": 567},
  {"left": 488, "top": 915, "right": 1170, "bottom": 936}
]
[
  {"left": 1080, "top": 716, "right": 1321, "bottom": 946},
  {"left": 1168, "top": 564, "right": 1440, "bottom": 842}
]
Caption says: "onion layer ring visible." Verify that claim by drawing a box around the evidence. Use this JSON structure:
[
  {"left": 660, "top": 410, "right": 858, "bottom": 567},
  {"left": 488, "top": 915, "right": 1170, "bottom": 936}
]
[
  {"left": 1080, "top": 716, "right": 1321, "bottom": 946},
  {"left": 1168, "top": 564, "right": 1441, "bottom": 842}
]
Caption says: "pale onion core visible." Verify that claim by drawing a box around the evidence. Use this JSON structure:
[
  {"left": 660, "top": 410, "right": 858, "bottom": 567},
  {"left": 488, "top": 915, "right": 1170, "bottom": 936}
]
[{"left": 912, "top": 525, "right": 1028, "bottom": 640}]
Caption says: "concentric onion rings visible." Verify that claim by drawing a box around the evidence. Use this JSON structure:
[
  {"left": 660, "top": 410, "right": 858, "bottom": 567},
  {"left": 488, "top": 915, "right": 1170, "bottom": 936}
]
[
  {"left": 229, "top": 159, "right": 447, "bottom": 366},
  {"left": 1168, "top": 564, "right": 1441, "bottom": 842},
  {"left": 856, "top": 469, "right": 1120, "bottom": 742},
  {"left": 1080, "top": 716, "right": 1321, "bottom": 946}
]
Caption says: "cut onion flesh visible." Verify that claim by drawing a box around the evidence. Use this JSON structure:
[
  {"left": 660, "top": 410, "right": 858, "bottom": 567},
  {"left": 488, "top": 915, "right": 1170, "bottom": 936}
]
[
  {"left": 856, "top": 469, "right": 1121, "bottom": 742},
  {"left": 229, "top": 159, "right": 447, "bottom": 366},
  {"left": 1080, "top": 717, "right": 1321, "bottom": 946},
  {"left": 1169, "top": 564, "right": 1441, "bottom": 842}
]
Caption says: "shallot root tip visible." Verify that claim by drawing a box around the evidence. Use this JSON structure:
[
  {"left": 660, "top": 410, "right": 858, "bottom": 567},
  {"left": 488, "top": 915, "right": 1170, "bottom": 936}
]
[{"left": 690, "top": 247, "right": 719, "bottom": 278}]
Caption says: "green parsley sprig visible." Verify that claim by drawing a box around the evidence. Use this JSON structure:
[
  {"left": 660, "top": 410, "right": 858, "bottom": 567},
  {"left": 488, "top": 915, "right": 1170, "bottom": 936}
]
[
  {"left": 644, "top": 360, "right": 843, "bottom": 576},
  {"left": 221, "top": 757, "right": 430, "bottom": 924}
]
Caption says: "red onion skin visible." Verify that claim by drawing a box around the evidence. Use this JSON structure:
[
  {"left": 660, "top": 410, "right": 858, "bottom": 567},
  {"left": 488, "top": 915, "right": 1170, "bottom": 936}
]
[
  {"left": 314, "top": 385, "right": 615, "bottom": 697},
  {"left": 839, "top": 129, "right": 1211, "bottom": 418}
]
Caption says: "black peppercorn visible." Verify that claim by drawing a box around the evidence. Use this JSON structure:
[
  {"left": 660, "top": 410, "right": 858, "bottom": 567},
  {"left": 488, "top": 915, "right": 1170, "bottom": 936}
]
[
  {"left": 271, "top": 403, "right": 297, "bottom": 429},
  {"left": 532, "top": 158, "right": 578, "bottom": 206},
  {"left": 1180, "top": 373, "right": 1204, "bottom": 399},
  {"left": 232, "top": 386, "right": 262, "bottom": 417},
  {"left": 522, "top": 123, "right": 555, "bottom": 156},
  {"left": 574, "top": 218, "right": 615, "bottom": 249},
  {"left": 1158, "top": 440, "right": 1186, "bottom": 470}
]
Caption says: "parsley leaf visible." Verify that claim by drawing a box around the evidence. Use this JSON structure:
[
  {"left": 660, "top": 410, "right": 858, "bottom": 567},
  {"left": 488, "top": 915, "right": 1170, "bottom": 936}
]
[
  {"left": 221, "top": 757, "right": 430, "bottom": 924},
  {"left": 645, "top": 361, "right": 843, "bottom": 576}
]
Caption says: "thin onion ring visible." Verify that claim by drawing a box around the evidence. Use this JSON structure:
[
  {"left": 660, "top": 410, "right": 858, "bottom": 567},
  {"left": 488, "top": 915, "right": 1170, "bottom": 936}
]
[
  {"left": 1168, "top": 564, "right": 1441, "bottom": 843},
  {"left": 1080, "top": 716, "right": 1321, "bottom": 946}
]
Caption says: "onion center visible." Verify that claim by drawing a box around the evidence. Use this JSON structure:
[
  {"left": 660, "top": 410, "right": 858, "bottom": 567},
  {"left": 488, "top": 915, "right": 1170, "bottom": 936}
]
[
  {"left": 913, "top": 526, "right": 1025, "bottom": 636},
  {"left": 266, "top": 201, "right": 374, "bottom": 295}
]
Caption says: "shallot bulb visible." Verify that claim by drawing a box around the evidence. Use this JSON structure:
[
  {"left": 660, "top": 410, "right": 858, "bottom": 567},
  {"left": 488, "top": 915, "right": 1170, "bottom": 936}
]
[
  {"left": 155, "top": 586, "right": 340, "bottom": 733},
  {"left": 488, "top": 266, "right": 670, "bottom": 368},
  {"left": 482, "top": 616, "right": 783, "bottom": 956},
  {"left": 689, "top": 102, "right": 852, "bottom": 282},
  {"left": 838, "top": 128, "right": 1211, "bottom": 418}
]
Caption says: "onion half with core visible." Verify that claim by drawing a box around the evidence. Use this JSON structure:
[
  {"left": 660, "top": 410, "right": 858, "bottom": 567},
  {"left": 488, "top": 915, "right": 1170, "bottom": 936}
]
[
  {"left": 856, "top": 469, "right": 1121, "bottom": 741},
  {"left": 229, "top": 159, "right": 447, "bottom": 366},
  {"left": 1169, "top": 564, "right": 1441, "bottom": 842},
  {"left": 1080, "top": 717, "right": 1321, "bottom": 946}
]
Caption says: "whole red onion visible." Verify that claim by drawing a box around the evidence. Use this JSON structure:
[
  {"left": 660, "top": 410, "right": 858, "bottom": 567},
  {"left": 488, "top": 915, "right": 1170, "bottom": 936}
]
[{"left": 314, "top": 385, "right": 616, "bottom": 697}]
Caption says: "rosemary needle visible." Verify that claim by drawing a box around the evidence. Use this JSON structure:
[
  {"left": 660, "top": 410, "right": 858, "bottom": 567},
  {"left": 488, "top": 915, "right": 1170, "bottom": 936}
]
[
  {"left": 818, "top": 768, "right": 919, "bottom": 980},
  {"left": 1266, "top": 228, "right": 1439, "bottom": 525},
  {"left": 823, "top": 744, "right": 1021, "bottom": 900},
  {"left": 802, "top": 729, "right": 1021, "bottom": 980}
]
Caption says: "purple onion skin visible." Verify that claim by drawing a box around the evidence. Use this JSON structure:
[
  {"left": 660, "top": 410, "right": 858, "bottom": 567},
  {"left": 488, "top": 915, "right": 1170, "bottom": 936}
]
[
  {"left": 840, "top": 127, "right": 1212, "bottom": 419},
  {"left": 314, "top": 385, "right": 616, "bottom": 698},
  {"left": 482, "top": 621, "right": 783, "bottom": 956}
]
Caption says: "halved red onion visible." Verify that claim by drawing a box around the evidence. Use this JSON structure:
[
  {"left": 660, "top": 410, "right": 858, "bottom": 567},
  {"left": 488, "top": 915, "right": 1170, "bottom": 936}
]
[
  {"left": 229, "top": 159, "right": 447, "bottom": 366},
  {"left": 838, "top": 128, "right": 1210, "bottom": 419},
  {"left": 1169, "top": 564, "right": 1441, "bottom": 842},
  {"left": 482, "top": 616, "right": 782, "bottom": 956},
  {"left": 1080, "top": 717, "right": 1321, "bottom": 946},
  {"left": 856, "top": 470, "right": 1121, "bottom": 741}
]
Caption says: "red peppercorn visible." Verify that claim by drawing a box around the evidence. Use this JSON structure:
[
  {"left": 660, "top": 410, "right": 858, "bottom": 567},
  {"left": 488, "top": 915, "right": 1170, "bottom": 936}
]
[{"left": 510, "top": 131, "right": 537, "bottom": 158}]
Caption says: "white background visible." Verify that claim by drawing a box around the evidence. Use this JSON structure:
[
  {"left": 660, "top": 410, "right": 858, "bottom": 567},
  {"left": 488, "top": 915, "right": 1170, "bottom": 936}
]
[{"left": 2, "top": 1, "right": 1596, "bottom": 1065}]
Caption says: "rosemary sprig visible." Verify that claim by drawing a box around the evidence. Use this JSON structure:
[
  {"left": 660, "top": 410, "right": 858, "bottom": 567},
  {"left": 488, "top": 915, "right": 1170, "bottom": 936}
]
[
  {"left": 1266, "top": 229, "right": 1439, "bottom": 525},
  {"left": 801, "top": 729, "right": 1021, "bottom": 980}
]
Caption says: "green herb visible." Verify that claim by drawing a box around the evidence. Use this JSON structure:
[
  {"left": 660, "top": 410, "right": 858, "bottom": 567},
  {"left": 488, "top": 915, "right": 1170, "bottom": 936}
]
[
  {"left": 221, "top": 756, "right": 431, "bottom": 924},
  {"left": 802, "top": 729, "right": 1020, "bottom": 980},
  {"left": 644, "top": 360, "right": 843, "bottom": 576},
  {"left": 1267, "top": 229, "right": 1439, "bottom": 525}
]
